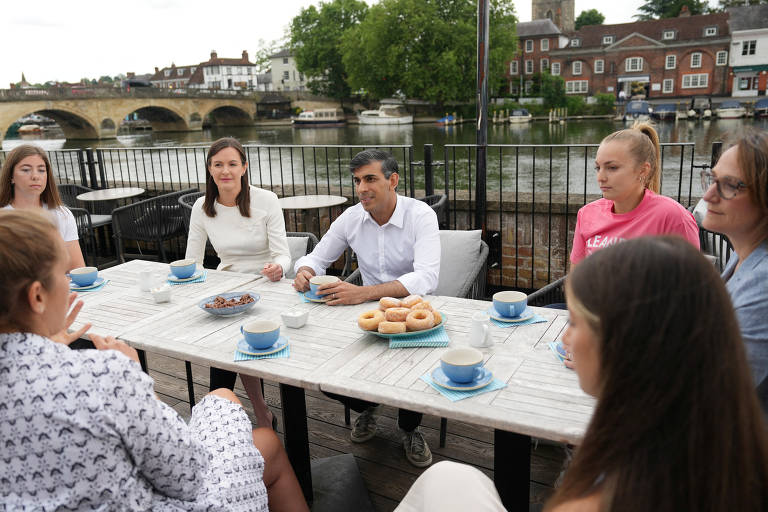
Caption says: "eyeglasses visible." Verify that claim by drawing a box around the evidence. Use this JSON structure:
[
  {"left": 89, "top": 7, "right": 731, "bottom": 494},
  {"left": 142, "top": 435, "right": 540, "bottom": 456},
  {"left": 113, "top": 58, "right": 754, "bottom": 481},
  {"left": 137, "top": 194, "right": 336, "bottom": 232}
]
[{"left": 700, "top": 169, "right": 747, "bottom": 200}]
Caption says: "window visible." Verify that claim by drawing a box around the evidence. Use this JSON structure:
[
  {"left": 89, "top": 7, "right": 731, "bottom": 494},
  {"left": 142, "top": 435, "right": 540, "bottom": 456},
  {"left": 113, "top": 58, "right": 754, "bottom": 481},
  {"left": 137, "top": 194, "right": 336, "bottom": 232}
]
[
  {"left": 541, "top": 38, "right": 549, "bottom": 51},
  {"left": 209, "top": 66, "right": 219, "bottom": 75},
  {"left": 164, "top": 70, "right": 171, "bottom": 77},
  {"left": 541, "top": 58, "right": 549, "bottom": 71},
  {"left": 570, "top": 38, "right": 581, "bottom": 47},
  {"left": 662, "top": 79, "right": 674, "bottom": 93},
  {"left": 573, "top": 61, "right": 582, "bottom": 75},
  {"left": 510, "top": 61, "right": 518, "bottom": 74},
  {"left": 525, "top": 80, "right": 533, "bottom": 94},
  {"left": 666, "top": 55, "right": 676, "bottom": 69},
  {"left": 283, "top": 57, "right": 289, "bottom": 64},
  {"left": 739, "top": 77, "right": 759, "bottom": 90},
  {"left": 282, "top": 71, "right": 289, "bottom": 80},
  {"left": 682, "top": 73, "right": 708, "bottom": 88},
  {"left": 704, "top": 26, "right": 717, "bottom": 37},
  {"left": 691, "top": 53, "right": 702, "bottom": 68},
  {"left": 602, "top": 35, "right": 614, "bottom": 45},
  {"left": 525, "top": 60, "right": 533, "bottom": 74},
  {"left": 716, "top": 51, "right": 727, "bottom": 66},
  {"left": 551, "top": 62, "right": 561, "bottom": 75},
  {"left": 625, "top": 57, "right": 643, "bottom": 72},
  {"left": 191, "top": 67, "right": 196, "bottom": 74},
  {"left": 510, "top": 81, "right": 519, "bottom": 95},
  {"left": 525, "top": 40, "right": 533, "bottom": 52},
  {"left": 594, "top": 59, "right": 604, "bottom": 74},
  {"left": 566, "top": 80, "right": 588, "bottom": 94},
  {"left": 742, "top": 40, "right": 756, "bottom": 56},
  {"left": 663, "top": 30, "right": 675, "bottom": 40},
  {"left": 177, "top": 69, "right": 184, "bottom": 76}
]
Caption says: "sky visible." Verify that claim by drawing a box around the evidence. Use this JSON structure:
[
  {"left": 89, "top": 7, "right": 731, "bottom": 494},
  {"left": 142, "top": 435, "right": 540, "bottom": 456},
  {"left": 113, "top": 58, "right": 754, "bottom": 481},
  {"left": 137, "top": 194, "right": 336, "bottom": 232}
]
[{"left": 0, "top": 0, "right": 653, "bottom": 88}]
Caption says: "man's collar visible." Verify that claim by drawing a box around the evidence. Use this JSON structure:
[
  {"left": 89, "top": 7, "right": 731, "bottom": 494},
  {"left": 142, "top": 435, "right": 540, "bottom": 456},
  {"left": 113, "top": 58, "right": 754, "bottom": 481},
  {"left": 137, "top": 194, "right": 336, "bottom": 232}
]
[{"left": 362, "top": 193, "right": 403, "bottom": 227}]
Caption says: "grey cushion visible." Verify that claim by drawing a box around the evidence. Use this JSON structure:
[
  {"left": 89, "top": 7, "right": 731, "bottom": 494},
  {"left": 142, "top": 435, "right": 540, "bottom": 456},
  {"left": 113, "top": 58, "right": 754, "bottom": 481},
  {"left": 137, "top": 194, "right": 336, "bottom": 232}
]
[
  {"left": 435, "top": 229, "right": 483, "bottom": 297},
  {"left": 286, "top": 236, "right": 309, "bottom": 279}
]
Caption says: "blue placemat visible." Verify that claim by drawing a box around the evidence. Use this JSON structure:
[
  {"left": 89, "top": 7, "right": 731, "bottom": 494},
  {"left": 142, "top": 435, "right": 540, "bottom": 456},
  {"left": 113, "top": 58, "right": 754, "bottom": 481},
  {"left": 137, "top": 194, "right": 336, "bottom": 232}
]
[
  {"left": 490, "top": 313, "right": 547, "bottom": 328},
  {"left": 389, "top": 326, "right": 451, "bottom": 349},
  {"left": 420, "top": 373, "right": 506, "bottom": 402},
  {"left": 168, "top": 270, "right": 207, "bottom": 286},
  {"left": 297, "top": 291, "right": 311, "bottom": 303},
  {"left": 72, "top": 279, "right": 110, "bottom": 292},
  {"left": 234, "top": 343, "right": 290, "bottom": 362},
  {"left": 548, "top": 340, "right": 568, "bottom": 366}
]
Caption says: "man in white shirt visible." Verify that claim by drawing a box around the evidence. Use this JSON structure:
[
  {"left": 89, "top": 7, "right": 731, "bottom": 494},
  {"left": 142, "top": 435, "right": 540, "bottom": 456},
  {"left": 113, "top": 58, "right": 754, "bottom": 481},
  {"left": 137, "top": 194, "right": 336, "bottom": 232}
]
[{"left": 293, "top": 149, "right": 440, "bottom": 467}]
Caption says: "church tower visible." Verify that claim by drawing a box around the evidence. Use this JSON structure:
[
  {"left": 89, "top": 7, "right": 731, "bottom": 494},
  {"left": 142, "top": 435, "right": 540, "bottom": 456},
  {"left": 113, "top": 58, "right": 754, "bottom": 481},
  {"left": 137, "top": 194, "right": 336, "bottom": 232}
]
[{"left": 532, "top": 0, "right": 574, "bottom": 32}]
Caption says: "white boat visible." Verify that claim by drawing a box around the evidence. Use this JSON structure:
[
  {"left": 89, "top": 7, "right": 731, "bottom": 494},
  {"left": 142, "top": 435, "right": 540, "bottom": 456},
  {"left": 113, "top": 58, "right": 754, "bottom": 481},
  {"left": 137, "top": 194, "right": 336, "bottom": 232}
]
[
  {"left": 358, "top": 105, "right": 413, "bottom": 125},
  {"left": 716, "top": 100, "right": 746, "bottom": 119},
  {"left": 292, "top": 108, "right": 346, "bottom": 127},
  {"left": 508, "top": 108, "right": 532, "bottom": 124}
]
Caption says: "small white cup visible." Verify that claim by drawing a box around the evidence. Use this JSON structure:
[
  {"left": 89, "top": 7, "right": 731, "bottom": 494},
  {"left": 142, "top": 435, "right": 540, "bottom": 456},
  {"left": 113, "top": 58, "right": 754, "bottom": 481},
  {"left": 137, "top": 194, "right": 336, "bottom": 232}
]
[
  {"left": 469, "top": 311, "right": 492, "bottom": 348},
  {"left": 138, "top": 270, "right": 154, "bottom": 292}
]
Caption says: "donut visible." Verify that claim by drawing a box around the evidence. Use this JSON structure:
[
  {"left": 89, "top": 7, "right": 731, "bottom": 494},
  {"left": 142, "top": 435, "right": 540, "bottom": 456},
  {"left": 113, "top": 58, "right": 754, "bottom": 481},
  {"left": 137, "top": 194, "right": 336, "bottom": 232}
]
[
  {"left": 411, "top": 301, "right": 433, "bottom": 312},
  {"left": 378, "top": 321, "right": 406, "bottom": 334},
  {"left": 401, "top": 295, "right": 423, "bottom": 308},
  {"left": 379, "top": 297, "right": 402, "bottom": 310},
  {"left": 385, "top": 307, "right": 411, "bottom": 322},
  {"left": 432, "top": 310, "right": 442, "bottom": 325},
  {"left": 358, "top": 310, "right": 385, "bottom": 331},
  {"left": 406, "top": 310, "right": 435, "bottom": 331}
]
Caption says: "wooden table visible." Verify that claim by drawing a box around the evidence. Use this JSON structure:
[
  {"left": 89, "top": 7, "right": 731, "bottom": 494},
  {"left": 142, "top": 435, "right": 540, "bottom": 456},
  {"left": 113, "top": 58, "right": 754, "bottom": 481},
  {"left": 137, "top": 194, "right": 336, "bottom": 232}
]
[
  {"left": 76, "top": 187, "right": 145, "bottom": 202},
  {"left": 279, "top": 194, "right": 348, "bottom": 236}
]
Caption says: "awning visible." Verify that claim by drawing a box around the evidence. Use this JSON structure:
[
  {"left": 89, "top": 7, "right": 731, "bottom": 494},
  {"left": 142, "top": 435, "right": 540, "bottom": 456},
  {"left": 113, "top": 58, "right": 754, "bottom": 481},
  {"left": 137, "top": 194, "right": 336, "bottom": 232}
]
[
  {"left": 733, "top": 65, "right": 768, "bottom": 73},
  {"left": 617, "top": 75, "right": 650, "bottom": 83}
]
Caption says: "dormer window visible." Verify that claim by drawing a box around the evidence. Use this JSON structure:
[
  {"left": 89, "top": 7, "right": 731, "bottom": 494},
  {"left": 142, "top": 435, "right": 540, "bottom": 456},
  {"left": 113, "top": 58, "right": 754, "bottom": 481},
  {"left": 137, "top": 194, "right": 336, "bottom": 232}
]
[
  {"left": 662, "top": 30, "right": 675, "bottom": 40},
  {"left": 570, "top": 38, "right": 581, "bottom": 47},
  {"left": 602, "top": 35, "right": 614, "bottom": 45},
  {"left": 704, "top": 26, "right": 717, "bottom": 37},
  {"left": 164, "top": 70, "right": 171, "bottom": 77},
  {"left": 177, "top": 69, "right": 184, "bottom": 76}
]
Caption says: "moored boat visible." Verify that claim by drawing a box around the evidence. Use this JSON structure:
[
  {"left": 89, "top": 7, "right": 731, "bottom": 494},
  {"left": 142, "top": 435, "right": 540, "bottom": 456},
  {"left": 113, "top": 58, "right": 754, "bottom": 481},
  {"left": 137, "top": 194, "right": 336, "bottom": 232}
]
[
  {"left": 358, "top": 105, "right": 413, "bottom": 125},
  {"left": 716, "top": 100, "right": 746, "bottom": 119},
  {"left": 753, "top": 98, "right": 768, "bottom": 118},
  {"left": 18, "top": 124, "right": 42, "bottom": 134},
  {"left": 509, "top": 108, "right": 532, "bottom": 124},
  {"left": 651, "top": 104, "right": 676, "bottom": 121},
  {"left": 292, "top": 108, "right": 346, "bottom": 127},
  {"left": 623, "top": 101, "right": 651, "bottom": 122}
]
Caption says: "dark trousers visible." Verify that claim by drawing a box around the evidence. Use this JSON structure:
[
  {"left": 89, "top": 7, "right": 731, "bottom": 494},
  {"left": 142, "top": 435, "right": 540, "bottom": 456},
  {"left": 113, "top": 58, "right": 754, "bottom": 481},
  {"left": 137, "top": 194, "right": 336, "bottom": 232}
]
[
  {"left": 323, "top": 391, "right": 422, "bottom": 432},
  {"left": 210, "top": 367, "right": 238, "bottom": 391}
]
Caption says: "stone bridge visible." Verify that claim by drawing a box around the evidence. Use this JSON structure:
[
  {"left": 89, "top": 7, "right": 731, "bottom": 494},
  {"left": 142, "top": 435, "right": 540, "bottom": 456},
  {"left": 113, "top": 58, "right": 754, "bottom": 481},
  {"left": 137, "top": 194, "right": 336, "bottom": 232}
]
[{"left": 0, "top": 95, "right": 260, "bottom": 141}]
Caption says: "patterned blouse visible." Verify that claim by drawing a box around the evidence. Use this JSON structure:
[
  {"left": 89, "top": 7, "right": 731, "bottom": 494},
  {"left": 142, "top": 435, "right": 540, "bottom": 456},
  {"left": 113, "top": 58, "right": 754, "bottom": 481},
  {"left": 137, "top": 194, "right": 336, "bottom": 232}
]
[{"left": 0, "top": 332, "right": 268, "bottom": 511}]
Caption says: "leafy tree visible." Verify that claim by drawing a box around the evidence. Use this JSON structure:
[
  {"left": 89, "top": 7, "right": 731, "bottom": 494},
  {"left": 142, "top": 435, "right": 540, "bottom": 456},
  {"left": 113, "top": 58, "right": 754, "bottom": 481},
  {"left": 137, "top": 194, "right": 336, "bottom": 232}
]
[
  {"left": 98, "top": 76, "right": 114, "bottom": 83},
  {"left": 534, "top": 72, "right": 566, "bottom": 108},
  {"left": 715, "top": 0, "right": 767, "bottom": 9},
  {"left": 253, "top": 38, "right": 286, "bottom": 73},
  {"left": 340, "top": 0, "right": 517, "bottom": 104},
  {"left": 575, "top": 9, "right": 605, "bottom": 29},
  {"left": 289, "top": 0, "right": 368, "bottom": 101},
  {"left": 635, "top": 0, "right": 708, "bottom": 19}
]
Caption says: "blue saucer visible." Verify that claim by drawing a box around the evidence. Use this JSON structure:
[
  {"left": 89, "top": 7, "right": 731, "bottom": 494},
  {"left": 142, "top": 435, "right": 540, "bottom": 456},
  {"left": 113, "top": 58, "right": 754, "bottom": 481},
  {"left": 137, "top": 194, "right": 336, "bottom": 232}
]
[
  {"left": 554, "top": 340, "right": 567, "bottom": 358},
  {"left": 304, "top": 290, "right": 329, "bottom": 303},
  {"left": 487, "top": 306, "right": 534, "bottom": 323},
  {"left": 167, "top": 269, "right": 204, "bottom": 282},
  {"left": 431, "top": 366, "right": 493, "bottom": 391},
  {"left": 70, "top": 277, "right": 105, "bottom": 290},
  {"left": 236, "top": 336, "right": 288, "bottom": 356}
]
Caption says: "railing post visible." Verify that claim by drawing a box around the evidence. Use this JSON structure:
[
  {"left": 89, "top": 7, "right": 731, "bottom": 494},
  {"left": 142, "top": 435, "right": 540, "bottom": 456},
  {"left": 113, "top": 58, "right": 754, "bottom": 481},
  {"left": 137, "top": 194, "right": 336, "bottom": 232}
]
[
  {"left": 424, "top": 144, "right": 434, "bottom": 196},
  {"left": 710, "top": 141, "right": 723, "bottom": 168},
  {"left": 95, "top": 149, "right": 108, "bottom": 188},
  {"left": 76, "top": 149, "right": 89, "bottom": 187},
  {"left": 475, "top": 0, "right": 489, "bottom": 232},
  {"left": 85, "top": 148, "right": 99, "bottom": 189},
  {"left": 408, "top": 146, "right": 415, "bottom": 198}
]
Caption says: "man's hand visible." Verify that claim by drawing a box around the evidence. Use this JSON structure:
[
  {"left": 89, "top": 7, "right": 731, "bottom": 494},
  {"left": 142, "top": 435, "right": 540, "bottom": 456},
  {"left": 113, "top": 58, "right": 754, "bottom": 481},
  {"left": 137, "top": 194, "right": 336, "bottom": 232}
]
[
  {"left": 50, "top": 292, "right": 91, "bottom": 345},
  {"left": 261, "top": 263, "right": 283, "bottom": 282},
  {"left": 90, "top": 333, "right": 140, "bottom": 363},
  {"left": 319, "top": 281, "right": 370, "bottom": 306},
  {"left": 292, "top": 267, "right": 315, "bottom": 292}
]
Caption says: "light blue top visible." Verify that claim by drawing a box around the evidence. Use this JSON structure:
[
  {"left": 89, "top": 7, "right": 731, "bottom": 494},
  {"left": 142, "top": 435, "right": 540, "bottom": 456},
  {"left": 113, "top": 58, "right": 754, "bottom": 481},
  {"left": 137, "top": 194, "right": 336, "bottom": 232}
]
[{"left": 722, "top": 240, "right": 768, "bottom": 411}]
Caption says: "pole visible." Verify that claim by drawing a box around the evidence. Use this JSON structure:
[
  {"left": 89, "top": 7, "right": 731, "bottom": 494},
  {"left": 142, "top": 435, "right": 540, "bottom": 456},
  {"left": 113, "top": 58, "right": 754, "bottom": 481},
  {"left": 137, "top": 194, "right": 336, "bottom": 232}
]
[{"left": 475, "top": 0, "right": 489, "bottom": 232}]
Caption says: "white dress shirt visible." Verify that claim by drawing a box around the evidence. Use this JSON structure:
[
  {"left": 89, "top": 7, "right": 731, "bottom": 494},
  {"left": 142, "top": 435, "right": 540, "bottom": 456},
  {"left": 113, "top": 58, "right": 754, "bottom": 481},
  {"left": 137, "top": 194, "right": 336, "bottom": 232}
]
[
  {"left": 295, "top": 194, "right": 440, "bottom": 295},
  {"left": 185, "top": 185, "right": 291, "bottom": 275}
]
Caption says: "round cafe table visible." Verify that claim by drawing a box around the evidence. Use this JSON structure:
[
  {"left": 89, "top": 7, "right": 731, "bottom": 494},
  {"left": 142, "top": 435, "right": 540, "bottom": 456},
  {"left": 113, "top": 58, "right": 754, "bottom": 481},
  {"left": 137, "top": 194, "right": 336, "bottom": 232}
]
[
  {"left": 76, "top": 187, "right": 145, "bottom": 202},
  {"left": 279, "top": 194, "right": 348, "bottom": 237}
]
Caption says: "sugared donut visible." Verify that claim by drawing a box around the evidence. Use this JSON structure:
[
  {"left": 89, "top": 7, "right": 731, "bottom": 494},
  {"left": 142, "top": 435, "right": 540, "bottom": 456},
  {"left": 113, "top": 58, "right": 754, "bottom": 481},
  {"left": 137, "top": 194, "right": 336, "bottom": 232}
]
[
  {"left": 379, "top": 297, "right": 402, "bottom": 310},
  {"left": 406, "top": 310, "right": 435, "bottom": 331},
  {"left": 411, "top": 301, "right": 433, "bottom": 312},
  {"left": 401, "top": 295, "right": 423, "bottom": 308},
  {"left": 385, "top": 307, "right": 411, "bottom": 322},
  {"left": 432, "top": 310, "right": 442, "bottom": 325},
  {"left": 358, "top": 310, "right": 385, "bottom": 331},
  {"left": 378, "top": 321, "right": 407, "bottom": 334}
]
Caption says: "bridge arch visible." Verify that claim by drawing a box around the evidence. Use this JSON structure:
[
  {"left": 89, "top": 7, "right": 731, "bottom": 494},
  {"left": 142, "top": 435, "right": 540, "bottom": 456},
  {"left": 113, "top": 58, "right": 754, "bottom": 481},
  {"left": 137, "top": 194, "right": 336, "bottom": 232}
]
[
  {"left": 1, "top": 107, "right": 100, "bottom": 140},
  {"left": 119, "top": 105, "right": 190, "bottom": 132},
  {"left": 203, "top": 105, "right": 254, "bottom": 127}
]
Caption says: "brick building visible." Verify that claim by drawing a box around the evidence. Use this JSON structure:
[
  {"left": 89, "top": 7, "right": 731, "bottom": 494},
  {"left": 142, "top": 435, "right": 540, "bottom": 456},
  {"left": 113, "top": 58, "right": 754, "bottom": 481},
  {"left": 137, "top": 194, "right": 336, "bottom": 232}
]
[
  {"left": 149, "top": 64, "right": 197, "bottom": 89},
  {"left": 508, "top": 19, "right": 567, "bottom": 96},
  {"left": 727, "top": 4, "right": 768, "bottom": 97}
]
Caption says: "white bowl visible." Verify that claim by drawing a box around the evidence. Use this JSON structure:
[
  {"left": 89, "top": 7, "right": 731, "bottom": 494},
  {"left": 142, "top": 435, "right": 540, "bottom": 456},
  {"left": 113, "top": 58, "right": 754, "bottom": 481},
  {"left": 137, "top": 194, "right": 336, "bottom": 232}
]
[{"left": 281, "top": 309, "right": 309, "bottom": 328}]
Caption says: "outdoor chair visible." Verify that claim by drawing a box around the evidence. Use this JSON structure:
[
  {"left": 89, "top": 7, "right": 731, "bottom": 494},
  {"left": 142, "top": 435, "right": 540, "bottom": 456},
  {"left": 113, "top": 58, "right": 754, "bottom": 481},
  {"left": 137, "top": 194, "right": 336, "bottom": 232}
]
[
  {"left": 112, "top": 188, "right": 196, "bottom": 263},
  {"left": 57, "top": 184, "right": 112, "bottom": 228},
  {"left": 419, "top": 194, "right": 448, "bottom": 228},
  {"left": 69, "top": 207, "right": 98, "bottom": 267},
  {"left": 178, "top": 190, "right": 204, "bottom": 232},
  {"left": 343, "top": 229, "right": 490, "bottom": 446}
]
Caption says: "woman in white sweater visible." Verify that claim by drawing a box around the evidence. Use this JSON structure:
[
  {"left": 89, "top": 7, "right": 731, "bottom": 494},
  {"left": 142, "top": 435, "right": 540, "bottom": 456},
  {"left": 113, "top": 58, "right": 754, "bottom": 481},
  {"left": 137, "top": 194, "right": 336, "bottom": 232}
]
[{"left": 185, "top": 137, "right": 291, "bottom": 430}]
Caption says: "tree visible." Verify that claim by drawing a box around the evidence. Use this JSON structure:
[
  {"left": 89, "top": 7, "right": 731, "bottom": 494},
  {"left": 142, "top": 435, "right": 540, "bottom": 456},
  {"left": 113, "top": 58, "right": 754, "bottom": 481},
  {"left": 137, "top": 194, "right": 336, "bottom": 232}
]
[
  {"left": 575, "top": 9, "right": 605, "bottom": 29},
  {"left": 340, "top": 0, "right": 517, "bottom": 104},
  {"left": 635, "top": 0, "right": 708, "bottom": 19},
  {"left": 289, "top": 0, "right": 368, "bottom": 101},
  {"left": 534, "top": 72, "right": 566, "bottom": 108},
  {"left": 716, "top": 0, "right": 767, "bottom": 9},
  {"left": 253, "top": 38, "right": 286, "bottom": 74}
]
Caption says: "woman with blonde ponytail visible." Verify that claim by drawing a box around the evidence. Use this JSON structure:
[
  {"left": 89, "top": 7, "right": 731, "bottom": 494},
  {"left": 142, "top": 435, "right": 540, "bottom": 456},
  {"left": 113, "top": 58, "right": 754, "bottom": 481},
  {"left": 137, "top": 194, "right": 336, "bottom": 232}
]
[{"left": 570, "top": 122, "right": 699, "bottom": 264}]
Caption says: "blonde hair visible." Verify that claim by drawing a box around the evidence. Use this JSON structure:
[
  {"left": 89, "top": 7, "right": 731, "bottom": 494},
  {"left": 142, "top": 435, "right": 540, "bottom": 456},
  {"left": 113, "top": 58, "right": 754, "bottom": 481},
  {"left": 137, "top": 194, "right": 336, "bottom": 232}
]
[
  {"left": 600, "top": 122, "right": 661, "bottom": 193},
  {"left": 0, "top": 210, "right": 61, "bottom": 331},
  {"left": 0, "top": 144, "right": 63, "bottom": 208}
]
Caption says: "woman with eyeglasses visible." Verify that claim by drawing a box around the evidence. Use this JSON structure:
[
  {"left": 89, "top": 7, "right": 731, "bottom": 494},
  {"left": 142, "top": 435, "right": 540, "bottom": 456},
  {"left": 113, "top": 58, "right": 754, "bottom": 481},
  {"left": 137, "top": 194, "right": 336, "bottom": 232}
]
[{"left": 701, "top": 129, "right": 768, "bottom": 411}]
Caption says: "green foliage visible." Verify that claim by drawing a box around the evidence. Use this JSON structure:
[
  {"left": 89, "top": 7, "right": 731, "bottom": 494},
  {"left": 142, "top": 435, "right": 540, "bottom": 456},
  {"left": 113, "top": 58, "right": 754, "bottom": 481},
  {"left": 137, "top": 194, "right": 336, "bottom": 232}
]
[
  {"left": 575, "top": 9, "right": 605, "bottom": 30},
  {"left": 716, "top": 0, "right": 768, "bottom": 9},
  {"left": 289, "top": 0, "right": 369, "bottom": 101},
  {"left": 593, "top": 93, "right": 616, "bottom": 114},
  {"left": 565, "top": 95, "right": 587, "bottom": 115},
  {"left": 340, "top": 0, "right": 517, "bottom": 104},
  {"left": 536, "top": 72, "right": 566, "bottom": 108},
  {"left": 635, "top": 0, "right": 708, "bottom": 19},
  {"left": 254, "top": 38, "right": 287, "bottom": 73}
]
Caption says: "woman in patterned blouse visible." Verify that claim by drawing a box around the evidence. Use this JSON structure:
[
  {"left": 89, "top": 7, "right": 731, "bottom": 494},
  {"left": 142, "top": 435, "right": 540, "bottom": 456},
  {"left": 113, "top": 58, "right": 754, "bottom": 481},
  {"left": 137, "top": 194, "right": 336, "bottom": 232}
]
[{"left": 0, "top": 209, "right": 308, "bottom": 511}]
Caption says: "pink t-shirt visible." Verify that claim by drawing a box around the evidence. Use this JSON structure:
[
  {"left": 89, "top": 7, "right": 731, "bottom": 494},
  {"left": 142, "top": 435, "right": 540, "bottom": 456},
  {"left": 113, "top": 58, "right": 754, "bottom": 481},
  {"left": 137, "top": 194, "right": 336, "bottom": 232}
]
[{"left": 570, "top": 189, "right": 700, "bottom": 264}]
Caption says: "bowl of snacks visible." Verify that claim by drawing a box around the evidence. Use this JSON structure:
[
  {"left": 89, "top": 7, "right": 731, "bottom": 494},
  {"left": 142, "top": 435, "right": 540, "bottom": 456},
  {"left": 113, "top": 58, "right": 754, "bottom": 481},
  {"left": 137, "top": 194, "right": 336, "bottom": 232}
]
[{"left": 198, "top": 291, "right": 260, "bottom": 316}]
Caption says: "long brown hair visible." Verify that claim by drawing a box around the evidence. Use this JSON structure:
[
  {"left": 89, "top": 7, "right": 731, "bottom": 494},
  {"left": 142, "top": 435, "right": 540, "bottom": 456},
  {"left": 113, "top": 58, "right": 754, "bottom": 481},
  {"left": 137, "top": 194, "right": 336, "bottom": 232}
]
[
  {"left": 733, "top": 129, "right": 768, "bottom": 239},
  {"left": 547, "top": 236, "right": 768, "bottom": 511},
  {"left": 0, "top": 144, "right": 63, "bottom": 208},
  {"left": 0, "top": 210, "right": 60, "bottom": 332},
  {"left": 600, "top": 122, "right": 661, "bottom": 193},
  {"left": 202, "top": 137, "right": 250, "bottom": 218}
]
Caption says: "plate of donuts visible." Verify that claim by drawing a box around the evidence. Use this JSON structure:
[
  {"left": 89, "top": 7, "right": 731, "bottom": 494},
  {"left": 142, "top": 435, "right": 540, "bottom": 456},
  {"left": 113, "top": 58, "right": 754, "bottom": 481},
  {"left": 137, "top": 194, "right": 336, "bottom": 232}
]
[{"left": 357, "top": 295, "right": 446, "bottom": 339}]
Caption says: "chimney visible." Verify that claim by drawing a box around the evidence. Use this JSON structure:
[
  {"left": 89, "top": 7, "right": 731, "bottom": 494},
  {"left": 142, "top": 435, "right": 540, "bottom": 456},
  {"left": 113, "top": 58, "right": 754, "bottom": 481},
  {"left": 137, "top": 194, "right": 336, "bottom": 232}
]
[
  {"left": 211, "top": 50, "right": 218, "bottom": 60},
  {"left": 127, "top": 72, "right": 136, "bottom": 78},
  {"left": 242, "top": 50, "right": 249, "bottom": 62},
  {"left": 678, "top": 5, "right": 690, "bottom": 17},
  {"left": 155, "top": 67, "right": 159, "bottom": 73}
]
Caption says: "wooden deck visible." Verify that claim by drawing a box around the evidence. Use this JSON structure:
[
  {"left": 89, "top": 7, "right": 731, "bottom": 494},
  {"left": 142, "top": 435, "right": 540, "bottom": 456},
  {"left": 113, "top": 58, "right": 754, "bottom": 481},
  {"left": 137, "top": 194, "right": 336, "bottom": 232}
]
[{"left": 146, "top": 351, "right": 568, "bottom": 511}]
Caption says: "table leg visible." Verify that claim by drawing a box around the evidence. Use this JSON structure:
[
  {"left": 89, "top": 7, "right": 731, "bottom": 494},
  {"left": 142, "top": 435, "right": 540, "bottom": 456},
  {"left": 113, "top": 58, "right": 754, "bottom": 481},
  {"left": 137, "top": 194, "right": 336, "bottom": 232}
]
[
  {"left": 279, "top": 383, "right": 313, "bottom": 506},
  {"left": 137, "top": 349, "right": 148, "bottom": 373},
  {"left": 185, "top": 361, "right": 196, "bottom": 410},
  {"left": 494, "top": 430, "right": 530, "bottom": 510}
]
